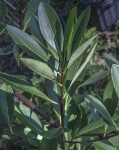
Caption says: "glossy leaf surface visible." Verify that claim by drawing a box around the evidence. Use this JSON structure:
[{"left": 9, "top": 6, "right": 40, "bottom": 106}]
[
  {"left": 38, "top": 2, "right": 63, "bottom": 53},
  {"left": 23, "top": 0, "right": 50, "bottom": 31}
]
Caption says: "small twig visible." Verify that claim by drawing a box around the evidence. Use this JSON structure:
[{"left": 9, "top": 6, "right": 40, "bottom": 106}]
[
  {"left": 14, "top": 92, "right": 59, "bottom": 128},
  {"left": 64, "top": 131, "right": 119, "bottom": 144},
  {"left": 0, "top": 50, "right": 13, "bottom": 56},
  {"left": 58, "top": 145, "right": 62, "bottom": 149},
  {"left": 20, "top": 0, "right": 23, "bottom": 29},
  {"left": 85, "top": 145, "right": 92, "bottom": 150},
  {"left": 0, "top": 132, "right": 28, "bottom": 139},
  {"left": 102, "top": 31, "right": 119, "bottom": 36},
  {"left": 2, "top": 0, "right": 16, "bottom": 10},
  {"left": 0, "top": 131, "right": 62, "bottom": 149},
  {"left": 86, "top": 131, "right": 119, "bottom": 143}
]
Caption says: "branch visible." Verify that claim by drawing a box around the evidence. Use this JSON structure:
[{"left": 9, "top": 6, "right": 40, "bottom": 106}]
[
  {"left": 2, "top": 0, "right": 16, "bottom": 10},
  {"left": 0, "top": 132, "right": 62, "bottom": 149},
  {"left": 0, "top": 132, "right": 27, "bottom": 139},
  {"left": 64, "top": 131, "right": 119, "bottom": 144},
  {"left": 14, "top": 92, "right": 59, "bottom": 128}
]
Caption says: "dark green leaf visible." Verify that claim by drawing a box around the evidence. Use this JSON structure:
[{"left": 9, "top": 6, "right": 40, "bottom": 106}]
[
  {"left": 45, "top": 80, "right": 60, "bottom": 121},
  {"left": 0, "top": 72, "right": 57, "bottom": 104},
  {"left": 7, "top": 25, "right": 49, "bottom": 62},
  {"left": 64, "top": 7, "right": 77, "bottom": 61},
  {"left": 67, "top": 35, "right": 97, "bottom": 69},
  {"left": 104, "top": 53, "right": 119, "bottom": 68},
  {"left": 40, "top": 138, "right": 57, "bottom": 150},
  {"left": 0, "top": 84, "right": 14, "bottom": 132},
  {"left": 31, "top": 15, "right": 47, "bottom": 46},
  {"left": 23, "top": 0, "right": 50, "bottom": 31},
  {"left": 71, "top": 6, "right": 90, "bottom": 53},
  {"left": 85, "top": 95, "right": 116, "bottom": 126},
  {"left": 68, "top": 43, "right": 97, "bottom": 89},
  {"left": 15, "top": 103, "right": 66, "bottom": 139},
  {"left": 80, "top": 71, "right": 109, "bottom": 87},
  {"left": 0, "top": 22, "right": 6, "bottom": 35},
  {"left": 93, "top": 141, "right": 118, "bottom": 150},
  {"left": 42, "top": 128, "right": 68, "bottom": 139},
  {"left": 15, "top": 103, "right": 43, "bottom": 135},
  {"left": 31, "top": 35, "right": 59, "bottom": 61},
  {"left": 75, "top": 118, "right": 104, "bottom": 138},
  {"left": 0, "top": 2, "right": 8, "bottom": 21},
  {"left": 103, "top": 80, "right": 118, "bottom": 116},
  {"left": 13, "top": 44, "right": 20, "bottom": 63}
]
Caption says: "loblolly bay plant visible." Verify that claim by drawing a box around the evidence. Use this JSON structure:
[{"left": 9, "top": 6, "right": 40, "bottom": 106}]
[{"left": 1, "top": 1, "right": 119, "bottom": 150}]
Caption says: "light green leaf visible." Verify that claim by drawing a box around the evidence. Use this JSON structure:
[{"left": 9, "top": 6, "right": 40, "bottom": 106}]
[
  {"left": 71, "top": 6, "right": 90, "bottom": 53},
  {"left": 20, "top": 58, "right": 55, "bottom": 81},
  {"left": 38, "top": 2, "right": 63, "bottom": 53},
  {"left": 75, "top": 118, "right": 104, "bottom": 138},
  {"left": 0, "top": 84, "right": 14, "bottom": 132},
  {"left": 67, "top": 35, "right": 97, "bottom": 69},
  {"left": 69, "top": 43, "right": 97, "bottom": 89},
  {"left": 64, "top": 7, "right": 77, "bottom": 60},
  {"left": 40, "top": 138, "right": 57, "bottom": 150},
  {"left": 23, "top": 0, "right": 50, "bottom": 31},
  {"left": 0, "top": 72, "right": 57, "bottom": 104},
  {"left": 80, "top": 71, "right": 109, "bottom": 87},
  {"left": 111, "top": 64, "right": 119, "bottom": 98},
  {"left": 85, "top": 95, "right": 116, "bottom": 126},
  {"left": 7, "top": 25, "right": 49, "bottom": 62},
  {"left": 93, "top": 141, "right": 118, "bottom": 150}
]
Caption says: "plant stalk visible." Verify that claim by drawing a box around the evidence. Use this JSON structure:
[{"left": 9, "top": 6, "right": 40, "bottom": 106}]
[
  {"left": 15, "top": 92, "right": 59, "bottom": 128},
  {"left": 64, "top": 131, "right": 119, "bottom": 144},
  {"left": 61, "top": 70, "right": 65, "bottom": 150}
]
